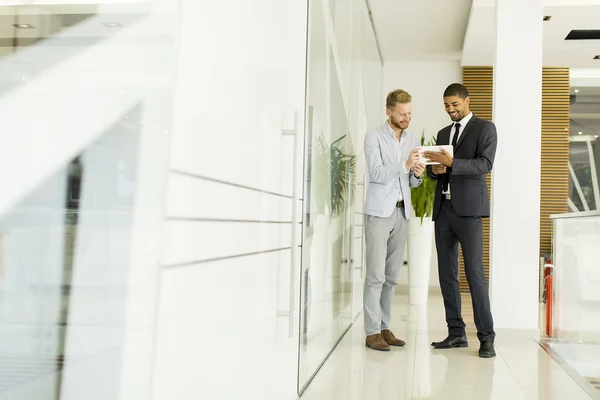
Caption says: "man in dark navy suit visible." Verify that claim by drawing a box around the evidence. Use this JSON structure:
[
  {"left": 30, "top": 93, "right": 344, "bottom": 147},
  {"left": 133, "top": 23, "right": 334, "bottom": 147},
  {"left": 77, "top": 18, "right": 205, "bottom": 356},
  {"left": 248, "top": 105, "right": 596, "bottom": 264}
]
[{"left": 424, "top": 83, "right": 498, "bottom": 358}]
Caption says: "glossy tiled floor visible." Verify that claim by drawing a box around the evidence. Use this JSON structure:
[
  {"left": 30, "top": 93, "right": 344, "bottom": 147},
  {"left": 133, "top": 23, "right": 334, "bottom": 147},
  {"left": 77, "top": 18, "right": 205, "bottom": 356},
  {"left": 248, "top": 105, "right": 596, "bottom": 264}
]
[{"left": 301, "top": 293, "right": 597, "bottom": 400}]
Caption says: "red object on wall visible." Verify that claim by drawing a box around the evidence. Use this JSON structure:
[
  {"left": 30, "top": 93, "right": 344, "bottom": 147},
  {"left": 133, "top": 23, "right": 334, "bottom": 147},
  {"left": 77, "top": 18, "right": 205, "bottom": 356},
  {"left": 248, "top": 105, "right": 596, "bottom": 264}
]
[{"left": 544, "top": 260, "right": 553, "bottom": 337}]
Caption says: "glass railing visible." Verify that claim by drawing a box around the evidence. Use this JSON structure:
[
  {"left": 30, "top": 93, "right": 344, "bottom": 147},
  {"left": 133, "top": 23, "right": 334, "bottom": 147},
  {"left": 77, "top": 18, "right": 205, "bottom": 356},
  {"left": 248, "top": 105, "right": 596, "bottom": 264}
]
[
  {"left": 541, "top": 211, "right": 600, "bottom": 397},
  {"left": 550, "top": 211, "right": 600, "bottom": 343}
]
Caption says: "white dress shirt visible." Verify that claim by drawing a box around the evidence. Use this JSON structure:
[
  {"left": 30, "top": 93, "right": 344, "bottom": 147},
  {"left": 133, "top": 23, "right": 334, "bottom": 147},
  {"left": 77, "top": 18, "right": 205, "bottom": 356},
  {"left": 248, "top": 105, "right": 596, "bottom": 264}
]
[
  {"left": 386, "top": 122, "right": 409, "bottom": 201},
  {"left": 444, "top": 112, "right": 473, "bottom": 195}
]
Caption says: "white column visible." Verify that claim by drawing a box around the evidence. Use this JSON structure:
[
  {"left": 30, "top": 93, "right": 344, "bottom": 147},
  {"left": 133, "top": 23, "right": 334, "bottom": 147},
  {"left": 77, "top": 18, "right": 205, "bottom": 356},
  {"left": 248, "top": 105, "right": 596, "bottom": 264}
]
[{"left": 490, "top": 0, "right": 543, "bottom": 333}]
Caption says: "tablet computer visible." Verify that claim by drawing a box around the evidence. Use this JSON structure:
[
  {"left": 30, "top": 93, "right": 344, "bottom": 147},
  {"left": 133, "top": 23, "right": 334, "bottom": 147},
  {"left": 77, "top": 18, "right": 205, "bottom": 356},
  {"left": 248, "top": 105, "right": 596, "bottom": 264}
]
[{"left": 417, "top": 145, "right": 453, "bottom": 165}]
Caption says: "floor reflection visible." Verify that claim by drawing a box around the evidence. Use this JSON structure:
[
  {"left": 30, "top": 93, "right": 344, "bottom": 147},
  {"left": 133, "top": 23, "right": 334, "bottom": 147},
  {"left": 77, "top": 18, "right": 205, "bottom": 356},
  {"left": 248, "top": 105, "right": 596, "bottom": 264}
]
[{"left": 301, "top": 293, "right": 593, "bottom": 400}]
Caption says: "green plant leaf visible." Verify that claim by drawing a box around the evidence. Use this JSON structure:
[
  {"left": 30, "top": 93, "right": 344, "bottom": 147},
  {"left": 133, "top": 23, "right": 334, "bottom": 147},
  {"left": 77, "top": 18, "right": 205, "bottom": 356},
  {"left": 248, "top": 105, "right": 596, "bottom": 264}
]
[{"left": 314, "top": 134, "right": 357, "bottom": 216}]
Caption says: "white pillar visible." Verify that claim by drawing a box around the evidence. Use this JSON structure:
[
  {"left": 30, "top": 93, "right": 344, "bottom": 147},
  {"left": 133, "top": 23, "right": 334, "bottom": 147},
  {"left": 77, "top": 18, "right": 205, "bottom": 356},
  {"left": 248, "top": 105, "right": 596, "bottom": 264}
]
[{"left": 490, "top": 0, "right": 543, "bottom": 333}]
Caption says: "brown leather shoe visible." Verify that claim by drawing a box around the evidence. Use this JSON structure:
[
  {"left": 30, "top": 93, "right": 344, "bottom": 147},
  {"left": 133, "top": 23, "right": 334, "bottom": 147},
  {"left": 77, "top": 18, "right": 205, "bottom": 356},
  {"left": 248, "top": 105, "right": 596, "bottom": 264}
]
[
  {"left": 381, "top": 329, "right": 406, "bottom": 347},
  {"left": 366, "top": 334, "right": 390, "bottom": 351}
]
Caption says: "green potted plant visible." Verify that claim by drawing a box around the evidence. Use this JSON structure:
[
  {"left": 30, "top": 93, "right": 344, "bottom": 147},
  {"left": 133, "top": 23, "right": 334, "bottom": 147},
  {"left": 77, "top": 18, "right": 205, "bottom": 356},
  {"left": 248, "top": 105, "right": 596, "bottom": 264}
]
[
  {"left": 408, "top": 131, "right": 437, "bottom": 306},
  {"left": 411, "top": 132, "right": 436, "bottom": 223}
]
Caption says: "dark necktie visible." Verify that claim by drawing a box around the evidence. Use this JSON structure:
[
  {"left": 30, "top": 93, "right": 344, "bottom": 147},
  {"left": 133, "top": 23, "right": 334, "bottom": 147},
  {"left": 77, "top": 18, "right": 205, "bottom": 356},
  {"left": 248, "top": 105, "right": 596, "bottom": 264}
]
[
  {"left": 443, "top": 123, "right": 461, "bottom": 192},
  {"left": 451, "top": 122, "right": 460, "bottom": 146}
]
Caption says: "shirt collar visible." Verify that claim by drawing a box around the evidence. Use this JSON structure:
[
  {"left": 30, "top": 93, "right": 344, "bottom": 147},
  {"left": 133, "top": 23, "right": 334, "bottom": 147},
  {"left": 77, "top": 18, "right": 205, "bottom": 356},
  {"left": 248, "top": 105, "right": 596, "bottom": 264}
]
[{"left": 384, "top": 120, "right": 408, "bottom": 139}]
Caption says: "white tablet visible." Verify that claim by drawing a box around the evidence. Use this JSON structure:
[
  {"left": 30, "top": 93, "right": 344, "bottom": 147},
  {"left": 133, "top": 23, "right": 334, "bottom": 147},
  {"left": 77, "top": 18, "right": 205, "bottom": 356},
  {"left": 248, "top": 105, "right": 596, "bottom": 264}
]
[{"left": 417, "top": 145, "right": 453, "bottom": 165}]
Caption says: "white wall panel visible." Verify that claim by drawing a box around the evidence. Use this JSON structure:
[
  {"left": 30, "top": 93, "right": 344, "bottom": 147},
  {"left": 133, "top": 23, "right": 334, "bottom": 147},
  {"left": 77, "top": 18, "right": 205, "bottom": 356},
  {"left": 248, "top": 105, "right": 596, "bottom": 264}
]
[
  {"left": 155, "top": 0, "right": 308, "bottom": 397},
  {"left": 166, "top": 173, "right": 294, "bottom": 222},
  {"left": 169, "top": 0, "right": 304, "bottom": 198},
  {"left": 162, "top": 221, "right": 293, "bottom": 266}
]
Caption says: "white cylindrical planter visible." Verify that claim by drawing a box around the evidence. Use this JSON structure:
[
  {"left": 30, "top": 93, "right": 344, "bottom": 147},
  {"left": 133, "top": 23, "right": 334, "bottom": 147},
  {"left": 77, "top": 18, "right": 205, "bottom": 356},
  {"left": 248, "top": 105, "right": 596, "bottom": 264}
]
[{"left": 408, "top": 217, "right": 434, "bottom": 306}]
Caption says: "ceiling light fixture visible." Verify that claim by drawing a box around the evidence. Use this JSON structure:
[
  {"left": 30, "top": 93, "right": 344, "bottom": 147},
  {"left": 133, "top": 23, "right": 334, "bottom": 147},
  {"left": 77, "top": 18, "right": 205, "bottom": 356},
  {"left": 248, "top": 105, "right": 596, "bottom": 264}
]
[
  {"left": 101, "top": 22, "right": 123, "bottom": 28},
  {"left": 543, "top": 16, "right": 551, "bottom": 21},
  {"left": 574, "top": 89, "right": 580, "bottom": 93},
  {"left": 565, "top": 30, "right": 600, "bottom": 40},
  {"left": 578, "top": 132, "right": 583, "bottom": 135},
  {"left": 13, "top": 24, "right": 35, "bottom": 29},
  {"left": 596, "top": 135, "right": 599, "bottom": 138}
]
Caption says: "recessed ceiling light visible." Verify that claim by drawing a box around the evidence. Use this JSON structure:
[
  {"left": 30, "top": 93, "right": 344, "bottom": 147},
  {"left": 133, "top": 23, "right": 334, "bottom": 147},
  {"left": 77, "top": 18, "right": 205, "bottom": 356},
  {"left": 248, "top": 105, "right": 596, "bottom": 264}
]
[
  {"left": 101, "top": 22, "right": 123, "bottom": 28},
  {"left": 543, "top": 16, "right": 551, "bottom": 21},
  {"left": 595, "top": 55, "right": 600, "bottom": 60},
  {"left": 565, "top": 30, "right": 600, "bottom": 40},
  {"left": 574, "top": 89, "right": 580, "bottom": 93},
  {"left": 13, "top": 24, "right": 35, "bottom": 29},
  {"left": 578, "top": 132, "right": 583, "bottom": 135}
]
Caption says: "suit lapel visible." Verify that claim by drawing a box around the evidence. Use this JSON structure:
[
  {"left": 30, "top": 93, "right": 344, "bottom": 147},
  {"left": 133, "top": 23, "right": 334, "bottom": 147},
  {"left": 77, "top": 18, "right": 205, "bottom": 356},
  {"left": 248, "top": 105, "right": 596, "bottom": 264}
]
[
  {"left": 455, "top": 115, "right": 477, "bottom": 150},
  {"left": 439, "top": 125, "right": 452, "bottom": 145}
]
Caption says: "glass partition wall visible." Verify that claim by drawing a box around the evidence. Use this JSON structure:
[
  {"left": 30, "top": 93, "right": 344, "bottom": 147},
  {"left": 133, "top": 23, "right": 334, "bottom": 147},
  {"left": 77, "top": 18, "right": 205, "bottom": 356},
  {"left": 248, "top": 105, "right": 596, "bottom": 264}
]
[{"left": 297, "top": 0, "right": 382, "bottom": 393}]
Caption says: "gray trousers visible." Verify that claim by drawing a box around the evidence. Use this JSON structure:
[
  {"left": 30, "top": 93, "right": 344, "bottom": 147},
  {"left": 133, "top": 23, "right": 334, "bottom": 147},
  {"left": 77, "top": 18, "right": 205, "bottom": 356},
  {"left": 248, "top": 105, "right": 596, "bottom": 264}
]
[{"left": 363, "top": 207, "right": 408, "bottom": 336}]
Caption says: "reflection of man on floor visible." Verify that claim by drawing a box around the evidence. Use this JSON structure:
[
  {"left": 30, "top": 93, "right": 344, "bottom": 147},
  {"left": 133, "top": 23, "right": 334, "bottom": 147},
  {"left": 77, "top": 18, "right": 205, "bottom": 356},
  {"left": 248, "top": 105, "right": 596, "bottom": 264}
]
[
  {"left": 432, "top": 349, "right": 494, "bottom": 399},
  {"left": 363, "top": 89, "right": 425, "bottom": 351}
]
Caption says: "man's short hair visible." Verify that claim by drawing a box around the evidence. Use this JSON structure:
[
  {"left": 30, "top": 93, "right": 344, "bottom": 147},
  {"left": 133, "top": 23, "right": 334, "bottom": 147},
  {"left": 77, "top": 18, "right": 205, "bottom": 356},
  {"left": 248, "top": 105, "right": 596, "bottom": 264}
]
[
  {"left": 444, "top": 83, "right": 469, "bottom": 99},
  {"left": 386, "top": 89, "right": 412, "bottom": 110}
]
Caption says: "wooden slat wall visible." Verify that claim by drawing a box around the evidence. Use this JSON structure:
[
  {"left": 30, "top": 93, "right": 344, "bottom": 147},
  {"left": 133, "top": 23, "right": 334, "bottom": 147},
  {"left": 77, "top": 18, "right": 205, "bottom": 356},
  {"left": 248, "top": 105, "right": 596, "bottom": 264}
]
[
  {"left": 540, "top": 67, "right": 570, "bottom": 253},
  {"left": 461, "top": 67, "right": 493, "bottom": 293},
  {"left": 459, "top": 67, "right": 570, "bottom": 293}
]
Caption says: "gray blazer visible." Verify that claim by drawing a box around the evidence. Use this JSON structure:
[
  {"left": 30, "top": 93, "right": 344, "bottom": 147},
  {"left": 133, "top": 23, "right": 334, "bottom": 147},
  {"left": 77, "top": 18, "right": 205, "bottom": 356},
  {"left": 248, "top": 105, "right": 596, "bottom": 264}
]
[
  {"left": 364, "top": 122, "right": 423, "bottom": 218},
  {"left": 427, "top": 115, "right": 498, "bottom": 220}
]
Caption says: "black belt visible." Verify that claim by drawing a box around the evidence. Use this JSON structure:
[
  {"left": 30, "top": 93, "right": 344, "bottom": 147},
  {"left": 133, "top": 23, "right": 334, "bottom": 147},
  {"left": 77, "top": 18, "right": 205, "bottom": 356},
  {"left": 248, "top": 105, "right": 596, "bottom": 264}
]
[{"left": 396, "top": 201, "right": 404, "bottom": 208}]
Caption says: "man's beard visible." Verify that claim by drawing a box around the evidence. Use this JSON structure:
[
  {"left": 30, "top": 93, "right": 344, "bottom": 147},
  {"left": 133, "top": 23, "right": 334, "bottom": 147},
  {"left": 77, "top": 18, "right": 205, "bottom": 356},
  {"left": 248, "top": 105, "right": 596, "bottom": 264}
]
[
  {"left": 390, "top": 116, "right": 408, "bottom": 130},
  {"left": 449, "top": 111, "right": 463, "bottom": 121}
]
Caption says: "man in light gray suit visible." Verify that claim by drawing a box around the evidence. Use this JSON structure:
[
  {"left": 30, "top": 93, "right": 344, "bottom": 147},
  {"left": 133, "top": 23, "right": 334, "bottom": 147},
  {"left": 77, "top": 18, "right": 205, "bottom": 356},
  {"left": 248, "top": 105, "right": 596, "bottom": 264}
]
[{"left": 363, "top": 89, "right": 425, "bottom": 351}]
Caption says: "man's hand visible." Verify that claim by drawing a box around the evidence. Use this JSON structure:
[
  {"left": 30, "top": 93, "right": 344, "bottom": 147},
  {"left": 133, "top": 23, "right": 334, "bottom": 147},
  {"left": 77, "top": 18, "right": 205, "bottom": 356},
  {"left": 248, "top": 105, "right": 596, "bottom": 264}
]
[
  {"left": 431, "top": 164, "right": 447, "bottom": 175},
  {"left": 423, "top": 149, "right": 453, "bottom": 167},
  {"left": 405, "top": 148, "right": 420, "bottom": 169},
  {"left": 412, "top": 163, "right": 425, "bottom": 178}
]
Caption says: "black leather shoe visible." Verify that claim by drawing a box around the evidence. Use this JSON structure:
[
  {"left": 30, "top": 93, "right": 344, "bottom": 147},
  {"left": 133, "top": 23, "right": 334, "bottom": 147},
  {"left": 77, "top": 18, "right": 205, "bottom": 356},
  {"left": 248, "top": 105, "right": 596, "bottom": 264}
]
[
  {"left": 431, "top": 335, "right": 468, "bottom": 349},
  {"left": 479, "top": 341, "right": 496, "bottom": 358}
]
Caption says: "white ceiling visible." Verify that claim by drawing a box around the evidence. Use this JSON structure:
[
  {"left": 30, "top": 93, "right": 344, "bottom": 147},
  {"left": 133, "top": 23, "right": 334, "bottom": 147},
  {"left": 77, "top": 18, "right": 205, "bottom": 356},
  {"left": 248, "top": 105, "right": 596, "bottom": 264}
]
[
  {"left": 368, "top": 0, "right": 472, "bottom": 62},
  {"left": 369, "top": 0, "right": 600, "bottom": 67},
  {"left": 462, "top": 3, "right": 600, "bottom": 67}
]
